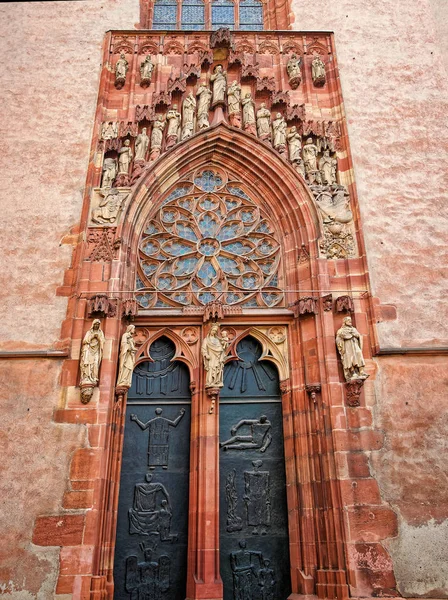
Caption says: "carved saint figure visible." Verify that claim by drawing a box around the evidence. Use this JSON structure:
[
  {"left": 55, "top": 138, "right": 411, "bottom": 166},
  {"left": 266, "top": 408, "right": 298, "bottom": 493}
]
[
  {"left": 210, "top": 64, "right": 227, "bottom": 105},
  {"left": 258, "top": 559, "right": 276, "bottom": 600},
  {"left": 92, "top": 188, "right": 124, "bottom": 224},
  {"left": 230, "top": 540, "right": 262, "bottom": 600},
  {"left": 151, "top": 115, "right": 165, "bottom": 152},
  {"left": 140, "top": 54, "right": 154, "bottom": 84},
  {"left": 101, "top": 157, "right": 117, "bottom": 188},
  {"left": 312, "top": 54, "right": 326, "bottom": 86},
  {"left": 336, "top": 316, "right": 369, "bottom": 382},
  {"left": 272, "top": 113, "right": 287, "bottom": 151},
  {"left": 227, "top": 80, "right": 242, "bottom": 115},
  {"left": 196, "top": 82, "right": 213, "bottom": 129},
  {"left": 182, "top": 92, "right": 196, "bottom": 140},
  {"left": 319, "top": 150, "right": 337, "bottom": 185},
  {"left": 118, "top": 139, "right": 133, "bottom": 174},
  {"left": 256, "top": 103, "right": 271, "bottom": 141},
  {"left": 287, "top": 126, "right": 302, "bottom": 163},
  {"left": 79, "top": 319, "right": 105, "bottom": 387},
  {"left": 242, "top": 93, "right": 256, "bottom": 135},
  {"left": 220, "top": 415, "right": 272, "bottom": 452},
  {"left": 166, "top": 104, "right": 181, "bottom": 147},
  {"left": 244, "top": 460, "right": 271, "bottom": 535},
  {"left": 115, "top": 52, "right": 128, "bottom": 83},
  {"left": 135, "top": 128, "right": 150, "bottom": 161},
  {"left": 116, "top": 324, "right": 136, "bottom": 388},
  {"left": 201, "top": 323, "right": 229, "bottom": 389},
  {"left": 286, "top": 53, "right": 302, "bottom": 88},
  {"left": 302, "top": 137, "right": 318, "bottom": 179},
  {"left": 125, "top": 548, "right": 170, "bottom": 599},
  {"left": 128, "top": 473, "right": 177, "bottom": 541},
  {"left": 130, "top": 408, "right": 185, "bottom": 469}
]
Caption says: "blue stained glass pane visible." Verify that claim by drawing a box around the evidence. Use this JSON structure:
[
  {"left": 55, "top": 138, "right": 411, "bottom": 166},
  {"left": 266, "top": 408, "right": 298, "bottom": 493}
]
[
  {"left": 197, "top": 261, "right": 217, "bottom": 287},
  {"left": 145, "top": 222, "right": 159, "bottom": 235},
  {"left": 242, "top": 274, "right": 257, "bottom": 289},
  {"left": 136, "top": 293, "right": 153, "bottom": 308},
  {"left": 143, "top": 263, "right": 158, "bottom": 276},
  {"left": 182, "top": 0, "right": 205, "bottom": 29},
  {"left": 158, "top": 275, "right": 175, "bottom": 290},
  {"left": 177, "top": 223, "right": 198, "bottom": 241},
  {"left": 198, "top": 292, "right": 216, "bottom": 304},
  {"left": 136, "top": 276, "right": 145, "bottom": 290},
  {"left": 224, "top": 241, "right": 251, "bottom": 255},
  {"left": 225, "top": 293, "right": 241, "bottom": 304},
  {"left": 241, "top": 210, "right": 255, "bottom": 222},
  {"left": 225, "top": 198, "right": 240, "bottom": 210},
  {"left": 164, "top": 241, "right": 194, "bottom": 256},
  {"left": 163, "top": 186, "right": 192, "bottom": 203},
  {"left": 242, "top": 297, "right": 259, "bottom": 307},
  {"left": 262, "top": 292, "right": 282, "bottom": 306},
  {"left": 259, "top": 240, "right": 275, "bottom": 254},
  {"left": 199, "top": 214, "right": 218, "bottom": 237},
  {"left": 178, "top": 199, "right": 192, "bottom": 210},
  {"left": 227, "top": 186, "right": 250, "bottom": 200},
  {"left": 153, "top": 0, "right": 177, "bottom": 29},
  {"left": 142, "top": 241, "right": 159, "bottom": 255},
  {"left": 212, "top": 0, "right": 235, "bottom": 29},
  {"left": 195, "top": 170, "right": 223, "bottom": 191},
  {"left": 174, "top": 257, "right": 198, "bottom": 275},
  {"left": 155, "top": 298, "right": 172, "bottom": 307},
  {"left": 200, "top": 198, "right": 217, "bottom": 210},
  {"left": 217, "top": 256, "right": 240, "bottom": 275},
  {"left": 256, "top": 221, "right": 271, "bottom": 233},
  {"left": 218, "top": 224, "right": 239, "bottom": 241},
  {"left": 173, "top": 293, "right": 190, "bottom": 304},
  {"left": 240, "top": 0, "right": 263, "bottom": 29}
]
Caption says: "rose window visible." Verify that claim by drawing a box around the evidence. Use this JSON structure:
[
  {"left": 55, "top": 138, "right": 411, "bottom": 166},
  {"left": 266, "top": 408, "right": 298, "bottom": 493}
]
[{"left": 135, "top": 169, "right": 284, "bottom": 309}]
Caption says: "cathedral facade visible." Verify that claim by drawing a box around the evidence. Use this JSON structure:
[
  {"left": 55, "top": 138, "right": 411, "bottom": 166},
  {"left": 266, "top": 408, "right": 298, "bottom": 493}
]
[{"left": 0, "top": 1, "right": 447, "bottom": 599}]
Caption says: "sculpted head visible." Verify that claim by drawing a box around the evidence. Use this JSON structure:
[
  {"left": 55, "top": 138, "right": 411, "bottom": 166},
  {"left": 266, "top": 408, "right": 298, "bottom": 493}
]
[
  {"left": 290, "top": 126, "right": 297, "bottom": 133},
  {"left": 276, "top": 112, "right": 282, "bottom": 119},
  {"left": 124, "top": 139, "right": 130, "bottom": 147},
  {"left": 210, "top": 324, "right": 219, "bottom": 337},
  {"left": 155, "top": 408, "right": 163, "bottom": 416},
  {"left": 172, "top": 103, "right": 178, "bottom": 110},
  {"left": 92, "top": 319, "right": 101, "bottom": 330},
  {"left": 215, "top": 65, "right": 223, "bottom": 73},
  {"left": 343, "top": 316, "right": 352, "bottom": 327},
  {"left": 239, "top": 540, "right": 247, "bottom": 549},
  {"left": 260, "top": 102, "right": 266, "bottom": 109},
  {"left": 145, "top": 473, "right": 153, "bottom": 483},
  {"left": 306, "top": 137, "right": 313, "bottom": 144},
  {"left": 245, "top": 92, "right": 252, "bottom": 99},
  {"left": 142, "top": 127, "right": 147, "bottom": 134},
  {"left": 259, "top": 415, "right": 267, "bottom": 424},
  {"left": 126, "top": 324, "right": 136, "bottom": 334}
]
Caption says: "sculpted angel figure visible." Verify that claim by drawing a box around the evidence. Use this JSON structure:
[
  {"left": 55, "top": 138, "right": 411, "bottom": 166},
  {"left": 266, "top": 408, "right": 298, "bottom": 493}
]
[
  {"left": 116, "top": 324, "right": 137, "bottom": 388},
  {"left": 197, "top": 82, "right": 213, "bottom": 129},
  {"left": 336, "top": 316, "right": 369, "bottom": 382},
  {"left": 210, "top": 65, "right": 227, "bottom": 105},
  {"left": 79, "top": 319, "right": 105, "bottom": 387},
  {"left": 134, "top": 128, "right": 150, "bottom": 161},
  {"left": 201, "top": 323, "right": 229, "bottom": 389}
]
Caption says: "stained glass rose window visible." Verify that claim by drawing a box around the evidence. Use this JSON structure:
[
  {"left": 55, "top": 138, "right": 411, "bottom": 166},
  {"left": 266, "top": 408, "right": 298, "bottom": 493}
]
[{"left": 136, "top": 169, "right": 284, "bottom": 309}]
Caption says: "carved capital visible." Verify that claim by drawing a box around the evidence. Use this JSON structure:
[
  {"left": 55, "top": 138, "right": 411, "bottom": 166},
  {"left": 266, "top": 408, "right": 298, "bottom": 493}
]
[{"left": 345, "top": 379, "right": 365, "bottom": 407}]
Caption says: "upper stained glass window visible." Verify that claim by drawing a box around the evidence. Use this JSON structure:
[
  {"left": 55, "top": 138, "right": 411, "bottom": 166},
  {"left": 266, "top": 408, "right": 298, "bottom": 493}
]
[
  {"left": 212, "top": 0, "right": 235, "bottom": 30},
  {"left": 239, "top": 0, "right": 263, "bottom": 30},
  {"left": 153, "top": 0, "right": 177, "bottom": 29},
  {"left": 136, "top": 169, "right": 284, "bottom": 309},
  {"left": 181, "top": 0, "right": 205, "bottom": 29}
]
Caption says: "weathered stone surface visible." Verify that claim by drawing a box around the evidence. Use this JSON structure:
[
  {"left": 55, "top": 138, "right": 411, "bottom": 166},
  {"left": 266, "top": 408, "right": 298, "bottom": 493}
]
[{"left": 33, "top": 515, "right": 85, "bottom": 547}]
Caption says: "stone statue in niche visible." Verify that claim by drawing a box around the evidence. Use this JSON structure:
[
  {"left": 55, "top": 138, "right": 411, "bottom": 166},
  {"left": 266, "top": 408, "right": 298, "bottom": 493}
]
[
  {"left": 92, "top": 188, "right": 126, "bottom": 225},
  {"left": 135, "top": 128, "right": 150, "bottom": 161},
  {"left": 227, "top": 80, "right": 242, "bottom": 128},
  {"left": 166, "top": 104, "right": 181, "bottom": 149},
  {"left": 286, "top": 53, "right": 302, "bottom": 89},
  {"left": 181, "top": 92, "right": 196, "bottom": 140},
  {"left": 210, "top": 64, "right": 227, "bottom": 106},
  {"left": 140, "top": 54, "right": 154, "bottom": 86},
  {"left": 319, "top": 150, "right": 337, "bottom": 185},
  {"left": 226, "top": 469, "right": 243, "bottom": 533},
  {"left": 256, "top": 103, "right": 272, "bottom": 142},
  {"left": 336, "top": 316, "right": 369, "bottom": 382},
  {"left": 287, "top": 126, "right": 301, "bottom": 162},
  {"left": 101, "top": 121, "right": 118, "bottom": 140},
  {"left": 302, "top": 137, "right": 319, "bottom": 183},
  {"left": 230, "top": 540, "right": 262, "bottom": 600},
  {"left": 312, "top": 54, "right": 326, "bottom": 87},
  {"left": 118, "top": 139, "right": 133, "bottom": 174},
  {"left": 130, "top": 407, "right": 185, "bottom": 469},
  {"left": 220, "top": 415, "right": 272, "bottom": 452},
  {"left": 202, "top": 323, "right": 229, "bottom": 389},
  {"left": 128, "top": 473, "right": 177, "bottom": 541},
  {"left": 244, "top": 460, "right": 271, "bottom": 535},
  {"left": 115, "top": 52, "right": 128, "bottom": 88},
  {"left": 116, "top": 324, "right": 136, "bottom": 389},
  {"left": 242, "top": 93, "right": 257, "bottom": 136},
  {"left": 79, "top": 319, "right": 105, "bottom": 403},
  {"left": 101, "top": 157, "right": 118, "bottom": 189},
  {"left": 272, "top": 113, "right": 287, "bottom": 153},
  {"left": 197, "top": 82, "right": 213, "bottom": 129},
  {"left": 125, "top": 548, "right": 170, "bottom": 599},
  {"left": 150, "top": 115, "right": 165, "bottom": 160}
]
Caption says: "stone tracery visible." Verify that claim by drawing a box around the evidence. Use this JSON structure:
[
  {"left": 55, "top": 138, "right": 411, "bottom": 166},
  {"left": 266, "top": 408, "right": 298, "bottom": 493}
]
[{"left": 135, "top": 168, "right": 284, "bottom": 309}]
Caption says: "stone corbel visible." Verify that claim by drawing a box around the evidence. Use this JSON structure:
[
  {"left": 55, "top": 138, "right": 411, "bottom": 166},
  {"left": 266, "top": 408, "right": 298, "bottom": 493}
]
[
  {"left": 292, "top": 297, "right": 318, "bottom": 317},
  {"left": 336, "top": 295, "right": 354, "bottom": 312},
  {"left": 87, "top": 294, "right": 118, "bottom": 318},
  {"left": 80, "top": 384, "right": 95, "bottom": 405},
  {"left": 344, "top": 379, "right": 364, "bottom": 407},
  {"left": 322, "top": 293, "right": 333, "bottom": 311},
  {"left": 122, "top": 298, "right": 138, "bottom": 319},
  {"left": 306, "top": 384, "right": 321, "bottom": 405},
  {"left": 206, "top": 388, "right": 219, "bottom": 414}
]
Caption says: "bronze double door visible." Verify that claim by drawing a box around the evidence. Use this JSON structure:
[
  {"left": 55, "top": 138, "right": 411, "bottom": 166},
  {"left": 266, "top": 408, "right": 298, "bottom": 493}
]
[{"left": 113, "top": 335, "right": 291, "bottom": 599}]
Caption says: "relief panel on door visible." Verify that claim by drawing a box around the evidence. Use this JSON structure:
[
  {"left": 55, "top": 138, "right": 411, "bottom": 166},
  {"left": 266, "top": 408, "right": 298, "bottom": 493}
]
[
  {"left": 220, "top": 336, "right": 292, "bottom": 600},
  {"left": 114, "top": 337, "right": 191, "bottom": 600}
]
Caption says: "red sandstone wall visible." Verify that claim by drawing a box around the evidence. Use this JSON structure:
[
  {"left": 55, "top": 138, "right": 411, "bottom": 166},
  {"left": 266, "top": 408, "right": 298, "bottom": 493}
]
[
  {"left": 291, "top": 1, "right": 448, "bottom": 596},
  {"left": 0, "top": 0, "right": 447, "bottom": 598}
]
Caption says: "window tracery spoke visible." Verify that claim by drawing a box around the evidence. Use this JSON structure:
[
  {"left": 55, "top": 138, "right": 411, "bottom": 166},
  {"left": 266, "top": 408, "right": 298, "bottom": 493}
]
[{"left": 136, "top": 169, "right": 284, "bottom": 309}]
